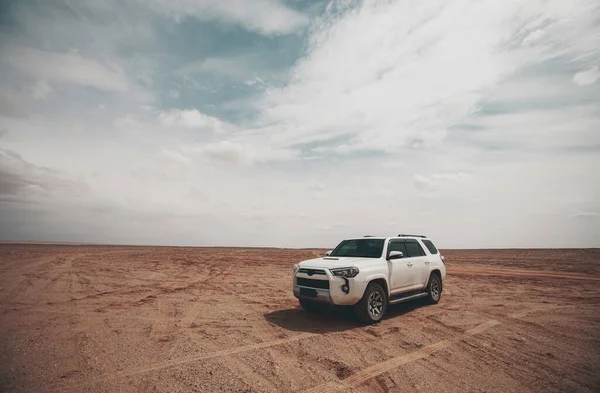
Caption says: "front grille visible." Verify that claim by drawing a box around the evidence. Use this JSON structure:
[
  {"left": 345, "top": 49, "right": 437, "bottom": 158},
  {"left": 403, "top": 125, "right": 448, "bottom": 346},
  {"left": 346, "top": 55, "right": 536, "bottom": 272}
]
[
  {"left": 296, "top": 277, "right": 330, "bottom": 290},
  {"left": 298, "top": 268, "right": 326, "bottom": 276}
]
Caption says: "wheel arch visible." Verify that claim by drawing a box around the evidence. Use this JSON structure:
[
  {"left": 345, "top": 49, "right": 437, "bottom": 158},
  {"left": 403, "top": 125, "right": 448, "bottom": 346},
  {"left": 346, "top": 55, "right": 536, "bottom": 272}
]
[
  {"left": 364, "top": 275, "right": 390, "bottom": 299},
  {"left": 426, "top": 268, "right": 442, "bottom": 285}
]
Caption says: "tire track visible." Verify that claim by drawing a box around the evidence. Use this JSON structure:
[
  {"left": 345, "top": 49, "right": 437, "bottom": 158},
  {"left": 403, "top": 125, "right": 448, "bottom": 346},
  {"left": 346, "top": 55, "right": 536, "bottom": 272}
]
[
  {"left": 64, "top": 304, "right": 553, "bottom": 392},
  {"left": 68, "top": 332, "right": 316, "bottom": 390},
  {"left": 150, "top": 298, "right": 176, "bottom": 340},
  {"left": 450, "top": 267, "right": 600, "bottom": 282},
  {"left": 180, "top": 295, "right": 285, "bottom": 391},
  {"left": 302, "top": 319, "right": 501, "bottom": 393},
  {"left": 181, "top": 301, "right": 204, "bottom": 328}
]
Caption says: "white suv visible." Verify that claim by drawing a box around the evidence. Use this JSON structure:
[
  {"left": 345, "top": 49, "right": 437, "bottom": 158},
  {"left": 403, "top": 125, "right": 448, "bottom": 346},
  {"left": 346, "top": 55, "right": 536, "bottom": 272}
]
[{"left": 292, "top": 234, "right": 446, "bottom": 323}]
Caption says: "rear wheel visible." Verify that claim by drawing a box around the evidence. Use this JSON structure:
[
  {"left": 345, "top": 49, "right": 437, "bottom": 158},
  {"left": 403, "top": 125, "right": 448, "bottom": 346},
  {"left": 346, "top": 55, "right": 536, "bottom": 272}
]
[
  {"left": 426, "top": 273, "right": 442, "bottom": 304},
  {"left": 354, "top": 282, "right": 387, "bottom": 324}
]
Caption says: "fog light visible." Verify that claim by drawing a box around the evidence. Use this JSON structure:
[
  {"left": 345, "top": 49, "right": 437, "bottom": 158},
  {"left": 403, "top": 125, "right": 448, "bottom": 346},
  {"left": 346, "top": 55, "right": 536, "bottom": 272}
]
[{"left": 341, "top": 284, "right": 349, "bottom": 294}]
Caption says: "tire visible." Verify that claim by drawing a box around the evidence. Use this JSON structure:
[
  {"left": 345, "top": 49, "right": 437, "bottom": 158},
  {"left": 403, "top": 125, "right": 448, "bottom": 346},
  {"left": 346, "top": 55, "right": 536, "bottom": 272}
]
[
  {"left": 354, "top": 282, "right": 387, "bottom": 324},
  {"left": 299, "top": 298, "right": 319, "bottom": 312},
  {"left": 426, "top": 273, "right": 442, "bottom": 304}
]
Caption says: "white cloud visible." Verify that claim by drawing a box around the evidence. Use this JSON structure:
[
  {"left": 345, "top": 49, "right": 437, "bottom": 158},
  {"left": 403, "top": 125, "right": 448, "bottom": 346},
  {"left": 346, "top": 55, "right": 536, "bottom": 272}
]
[
  {"left": 158, "top": 149, "right": 192, "bottom": 166},
  {"left": 190, "top": 141, "right": 254, "bottom": 165},
  {"left": 247, "top": 0, "right": 600, "bottom": 154},
  {"left": 246, "top": 77, "right": 264, "bottom": 87},
  {"left": 30, "top": 80, "right": 52, "bottom": 100},
  {"left": 179, "top": 57, "right": 247, "bottom": 78},
  {"left": 0, "top": 88, "right": 26, "bottom": 118},
  {"left": 569, "top": 212, "right": 600, "bottom": 218},
  {"left": 148, "top": 0, "right": 308, "bottom": 35},
  {"left": 413, "top": 173, "right": 468, "bottom": 192},
  {"left": 3, "top": 46, "right": 128, "bottom": 91},
  {"left": 158, "top": 109, "right": 226, "bottom": 131},
  {"left": 185, "top": 140, "right": 296, "bottom": 165},
  {"left": 0, "top": 148, "right": 86, "bottom": 196},
  {"left": 412, "top": 174, "right": 434, "bottom": 192},
  {"left": 522, "top": 29, "right": 545, "bottom": 46},
  {"left": 573, "top": 66, "right": 600, "bottom": 86},
  {"left": 113, "top": 115, "right": 143, "bottom": 130},
  {"left": 380, "top": 161, "right": 405, "bottom": 169},
  {"left": 456, "top": 104, "right": 600, "bottom": 150}
]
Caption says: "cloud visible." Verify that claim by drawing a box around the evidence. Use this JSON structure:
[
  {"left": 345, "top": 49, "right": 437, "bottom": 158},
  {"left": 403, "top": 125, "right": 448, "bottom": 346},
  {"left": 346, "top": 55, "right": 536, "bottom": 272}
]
[
  {"left": 186, "top": 186, "right": 210, "bottom": 203},
  {"left": 158, "top": 109, "right": 227, "bottom": 131},
  {"left": 114, "top": 109, "right": 230, "bottom": 134},
  {"left": 569, "top": 212, "right": 600, "bottom": 218},
  {"left": 188, "top": 141, "right": 255, "bottom": 165},
  {"left": 3, "top": 46, "right": 129, "bottom": 91},
  {"left": 245, "top": 77, "right": 265, "bottom": 87},
  {"left": 0, "top": 148, "right": 85, "bottom": 197},
  {"left": 158, "top": 149, "right": 192, "bottom": 166},
  {"left": 178, "top": 57, "right": 249, "bottom": 79},
  {"left": 453, "top": 104, "right": 600, "bottom": 151},
  {"left": 185, "top": 140, "right": 296, "bottom": 165},
  {"left": 413, "top": 173, "right": 468, "bottom": 192},
  {"left": 147, "top": 0, "right": 308, "bottom": 35},
  {"left": 573, "top": 66, "right": 600, "bottom": 86},
  {"left": 176, "top": 55, "right": 282, "bottom": 89},
  {"left": 247, "top": 0, "right": 600, "bottom": 156},
  {"left": 0, "top": 86, "right": 29, "bottom": 118},
  {"left": 113, "top": 115, "right": 143, "bottom": 130},
  {"left": 30, "top": 80, "right": 52, "bottom": 100}
]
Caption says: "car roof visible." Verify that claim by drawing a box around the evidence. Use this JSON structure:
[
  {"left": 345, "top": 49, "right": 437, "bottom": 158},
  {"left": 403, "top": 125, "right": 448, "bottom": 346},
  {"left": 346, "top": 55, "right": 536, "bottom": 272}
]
[{"left": 345, "top": 235, "right": 430, "bottom": 241}]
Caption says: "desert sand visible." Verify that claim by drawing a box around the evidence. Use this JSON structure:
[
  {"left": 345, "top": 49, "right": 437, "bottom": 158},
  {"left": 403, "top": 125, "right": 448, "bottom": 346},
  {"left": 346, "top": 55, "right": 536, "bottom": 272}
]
[{"left": 0, "top": 245, "right": 598, "bottom": 392}]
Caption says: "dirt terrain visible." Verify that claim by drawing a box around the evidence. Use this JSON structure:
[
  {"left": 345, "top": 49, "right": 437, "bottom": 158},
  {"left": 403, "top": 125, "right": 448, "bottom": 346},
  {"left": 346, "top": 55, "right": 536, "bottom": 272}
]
[{"left": 0, "top": 245, "right": 598, "bottom": 393}]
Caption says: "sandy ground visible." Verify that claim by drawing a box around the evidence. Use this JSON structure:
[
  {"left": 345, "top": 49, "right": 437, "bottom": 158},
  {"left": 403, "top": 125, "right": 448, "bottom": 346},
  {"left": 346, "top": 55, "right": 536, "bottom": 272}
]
[{"left": 0, "top": 245, "right": 598, "bottom": 393}]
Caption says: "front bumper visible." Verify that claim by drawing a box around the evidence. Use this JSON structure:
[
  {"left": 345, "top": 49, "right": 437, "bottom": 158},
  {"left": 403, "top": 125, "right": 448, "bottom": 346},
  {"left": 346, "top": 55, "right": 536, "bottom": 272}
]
[
  {"left": 293, "top": 286, "right": 332, "bottom": 303},
  {"left": 293, "top": 268, "right": 364, "bottom": 306}
]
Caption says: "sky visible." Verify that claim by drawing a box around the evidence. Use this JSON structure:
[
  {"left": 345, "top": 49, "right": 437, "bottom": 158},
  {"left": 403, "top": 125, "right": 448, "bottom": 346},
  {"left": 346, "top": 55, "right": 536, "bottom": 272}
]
[{"left": 0, "top": 0, "right": 599, "bottom": 249}]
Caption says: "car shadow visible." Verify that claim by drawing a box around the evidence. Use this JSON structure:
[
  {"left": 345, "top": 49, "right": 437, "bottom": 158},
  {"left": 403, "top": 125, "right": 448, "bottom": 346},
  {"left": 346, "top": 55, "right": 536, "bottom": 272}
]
[
  {"left": 264, "top": 299, "right": 431, "bottom": 333},
  {"left": 264, "top": 305, "right": 361, "bottom": 333},
  {"left": 383, "top": 298, "right": 430, "bottom": 320}
]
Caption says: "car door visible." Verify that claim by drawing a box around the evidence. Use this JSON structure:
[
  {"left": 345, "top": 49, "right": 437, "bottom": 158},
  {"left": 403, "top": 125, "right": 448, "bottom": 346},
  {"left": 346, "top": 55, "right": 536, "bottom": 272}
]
[
  {"left": 404, "top": 239, "right": 429, "bottom": 288},
  {"left": 386, "top": 240, "right": 416, "bottom": 292}
]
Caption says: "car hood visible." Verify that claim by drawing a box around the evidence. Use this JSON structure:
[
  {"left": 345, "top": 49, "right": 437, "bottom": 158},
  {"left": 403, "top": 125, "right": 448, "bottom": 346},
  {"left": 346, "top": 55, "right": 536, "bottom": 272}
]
[{"left": 298, "top": 257, "right": 374, "bottom": 269}]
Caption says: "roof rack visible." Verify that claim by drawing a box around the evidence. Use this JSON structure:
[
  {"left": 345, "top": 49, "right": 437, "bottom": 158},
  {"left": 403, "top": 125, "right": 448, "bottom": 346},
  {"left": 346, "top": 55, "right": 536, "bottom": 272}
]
[
  {"left": 363, "top": 235, "right": 376, "bottom": 237},
  {"left": 397, "top": 233, "right": 427, "bottom": 238}
]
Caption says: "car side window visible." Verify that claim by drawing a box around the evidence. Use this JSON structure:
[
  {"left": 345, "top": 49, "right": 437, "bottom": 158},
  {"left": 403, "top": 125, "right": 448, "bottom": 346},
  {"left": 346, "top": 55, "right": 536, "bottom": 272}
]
[
  {"left": 404, "top": 239, "right": 425, "bottom": 257},
  {"left": 387, "top": 240, "right": 407, "bottom": 258}
]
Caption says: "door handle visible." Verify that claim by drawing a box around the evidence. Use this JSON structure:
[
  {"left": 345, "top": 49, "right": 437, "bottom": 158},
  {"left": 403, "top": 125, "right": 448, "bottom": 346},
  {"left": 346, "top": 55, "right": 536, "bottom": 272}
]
[
  {"left": 407, "top": 262, "right": 413, "bottom": 267},
  {"left": 425, "top": 261, "right": 430, "bottom": 265}
]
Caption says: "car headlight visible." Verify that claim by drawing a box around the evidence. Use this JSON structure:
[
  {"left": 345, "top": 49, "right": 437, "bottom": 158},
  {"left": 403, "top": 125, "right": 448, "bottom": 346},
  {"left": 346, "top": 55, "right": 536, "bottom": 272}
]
[
  {"left": 330, "top": 266, "right": 360, "bottom": 278},
  {"left": 293, "top": 264, "right": 300, "bottom": 275}
]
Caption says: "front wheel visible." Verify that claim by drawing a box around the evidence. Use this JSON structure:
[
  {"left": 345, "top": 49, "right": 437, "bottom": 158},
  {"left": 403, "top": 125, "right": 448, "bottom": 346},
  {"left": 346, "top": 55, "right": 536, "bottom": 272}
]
[
  {"left": 354, "top": 282, "right": 387, "bottom": 324},
  {"left": 426, "top": 273, "right": 442, "bottom": 304}
]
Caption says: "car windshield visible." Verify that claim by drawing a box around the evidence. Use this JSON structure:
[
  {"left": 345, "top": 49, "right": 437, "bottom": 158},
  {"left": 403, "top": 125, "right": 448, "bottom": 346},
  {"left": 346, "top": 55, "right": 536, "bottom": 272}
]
[{"left": 329, "top": 239, "right": 384, "bottom": 258}]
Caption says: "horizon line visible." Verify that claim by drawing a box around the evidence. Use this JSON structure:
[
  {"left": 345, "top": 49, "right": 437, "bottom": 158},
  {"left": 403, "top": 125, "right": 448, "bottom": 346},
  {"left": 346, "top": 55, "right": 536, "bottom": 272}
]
[{"left": 0, "top": 240, "right": 597, "bottom": 250}]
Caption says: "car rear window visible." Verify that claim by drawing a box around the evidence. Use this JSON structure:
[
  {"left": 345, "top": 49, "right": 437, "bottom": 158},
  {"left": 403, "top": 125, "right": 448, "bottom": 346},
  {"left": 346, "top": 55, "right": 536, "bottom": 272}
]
[
  {"left": 422, "top": 239, "right": 438, "bottom": 254},
  {"left": 404, "top": 239, "right": 425, "bottom": 257}
]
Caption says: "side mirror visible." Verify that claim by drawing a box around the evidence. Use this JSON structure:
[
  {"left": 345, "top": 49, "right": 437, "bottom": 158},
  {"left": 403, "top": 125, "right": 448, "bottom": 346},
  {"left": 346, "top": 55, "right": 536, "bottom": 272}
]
[
  {"left": 325, "top": 250, "right": 333, "bottom": 256},
  {"left": 388, "top": 251, "right": 403, "bottom": 260}
]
